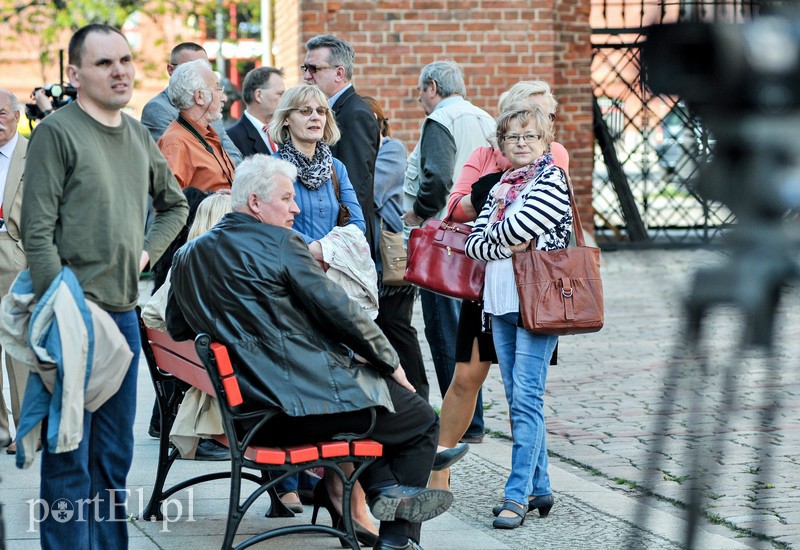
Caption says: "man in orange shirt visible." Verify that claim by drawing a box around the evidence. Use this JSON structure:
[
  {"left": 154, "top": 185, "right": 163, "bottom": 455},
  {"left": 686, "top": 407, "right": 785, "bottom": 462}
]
[{"left": 157, "top": 59, "right": 235, "bottom": 192}]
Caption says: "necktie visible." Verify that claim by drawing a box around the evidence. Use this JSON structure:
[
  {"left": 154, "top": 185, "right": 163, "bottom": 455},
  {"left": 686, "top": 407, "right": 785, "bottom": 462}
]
[{"left": 262, "top": 124, "right": 277, "bottom": 153}]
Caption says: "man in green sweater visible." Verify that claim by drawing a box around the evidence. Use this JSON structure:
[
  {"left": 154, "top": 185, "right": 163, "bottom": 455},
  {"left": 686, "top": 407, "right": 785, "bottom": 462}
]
[{"left": 21, "top": 24, "right": 188, "bottom": 548}]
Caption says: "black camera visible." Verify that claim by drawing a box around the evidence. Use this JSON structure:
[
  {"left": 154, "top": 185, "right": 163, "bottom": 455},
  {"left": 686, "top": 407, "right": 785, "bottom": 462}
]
[
  {"left": 24, "top": 83, "right": 77, "bottom": 122},
  {"left": 643, "top": 14, "right": 800, "bottom": 220}
]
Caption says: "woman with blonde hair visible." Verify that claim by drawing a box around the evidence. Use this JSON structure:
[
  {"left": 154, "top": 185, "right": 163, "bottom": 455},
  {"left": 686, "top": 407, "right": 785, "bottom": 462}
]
[{"left": 269, "top": 85, "right": 365, "bottom": 267}]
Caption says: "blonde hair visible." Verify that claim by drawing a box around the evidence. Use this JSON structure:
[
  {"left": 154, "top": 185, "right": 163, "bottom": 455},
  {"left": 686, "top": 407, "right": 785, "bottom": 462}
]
[
  {"left": 269, "top": 85, "right": 341, "bottom": 147},
  {"left": 498, "top": 80, "right": 557, "bottom": 117},
  {"left": 187, "top": 192, "right": 232, "bottom": 241}
]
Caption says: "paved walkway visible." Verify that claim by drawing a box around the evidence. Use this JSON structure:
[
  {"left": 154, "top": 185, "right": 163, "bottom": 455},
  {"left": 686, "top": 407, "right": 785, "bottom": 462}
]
[{"left": 2, "top": 248, "right": 798, "bottom": 548}]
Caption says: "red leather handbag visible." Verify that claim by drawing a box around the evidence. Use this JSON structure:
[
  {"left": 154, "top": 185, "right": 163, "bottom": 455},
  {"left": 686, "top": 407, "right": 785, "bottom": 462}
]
[{"left": 403, "top": 204, "right": 486, "bottom": 302}]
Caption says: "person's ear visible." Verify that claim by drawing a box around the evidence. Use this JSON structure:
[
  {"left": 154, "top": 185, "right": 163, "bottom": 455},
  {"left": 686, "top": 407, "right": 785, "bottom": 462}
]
[
  {"left": 67, "top": 65, "right": 80, "bottom": 89},
  {"left": 195, "top": 89, "right": 206, "bottom": 106}
]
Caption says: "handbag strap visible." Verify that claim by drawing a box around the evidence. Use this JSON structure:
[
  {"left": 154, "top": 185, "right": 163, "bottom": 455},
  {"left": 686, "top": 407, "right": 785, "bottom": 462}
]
[
  {"left": 331, "top": 165, "right": 341, "bottom": 201},
  {"left": 560, "top": 168, "right": 586, "bottom": 248}
]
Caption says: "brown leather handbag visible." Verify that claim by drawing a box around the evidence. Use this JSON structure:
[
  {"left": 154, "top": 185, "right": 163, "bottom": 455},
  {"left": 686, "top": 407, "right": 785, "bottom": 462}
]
[
  {"left": 330, "top": 166, "right": 351, "bottom": 227},
  {"left": 512, "top": 173, "right": 604, "bottom": 335}
]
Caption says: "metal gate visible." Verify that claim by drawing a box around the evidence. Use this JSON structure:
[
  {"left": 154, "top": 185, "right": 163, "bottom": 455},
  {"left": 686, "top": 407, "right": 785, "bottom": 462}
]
[{"left": 591, "top": 0, "right": 786, "bottom": 247}]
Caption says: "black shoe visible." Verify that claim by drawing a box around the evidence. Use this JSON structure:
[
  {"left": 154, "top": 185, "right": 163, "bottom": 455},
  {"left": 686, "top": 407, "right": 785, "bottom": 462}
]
[
  {"left": 432, "top": 443, "right": 469, "bottom": 471},
  {"left": 187, "top": 438, "right": 230, "bottom": 461},
  {"left": 368, "top": 485, "right": 452, "bottom": 523},
  {"left": 459, "top": 433, "right": 484, "bottom": 444},
  {"left": 148, "top": 425, "right": 160, "bottom": 439},
  {"left": 492, "top": 500, "right": 526, "bottom": 529},
  {"left": 492, "top": 494, "right": 554, "bottom": 517},
  {"left": 335, "top": 517, "right": 378, "bottom": 547},
  {"left": 374, "top": 538, "right": 423, "bottom": 550}
]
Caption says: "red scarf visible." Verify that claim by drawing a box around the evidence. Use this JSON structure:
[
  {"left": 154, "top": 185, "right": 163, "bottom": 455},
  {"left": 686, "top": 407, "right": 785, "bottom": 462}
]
[{"left": 490, "top": 153, "right": 553, "bottom": 221}]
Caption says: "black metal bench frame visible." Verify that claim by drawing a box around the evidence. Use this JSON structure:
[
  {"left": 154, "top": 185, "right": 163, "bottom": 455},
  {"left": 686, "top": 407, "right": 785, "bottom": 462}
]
[{"left": 137, "top": 313, "right": 382, "bottom": 549}]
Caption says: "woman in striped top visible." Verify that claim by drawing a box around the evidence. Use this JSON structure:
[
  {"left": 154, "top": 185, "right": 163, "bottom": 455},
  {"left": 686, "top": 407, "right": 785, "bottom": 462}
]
[{"left": 465, "top": 104, "right": 572, "bottom": 529}]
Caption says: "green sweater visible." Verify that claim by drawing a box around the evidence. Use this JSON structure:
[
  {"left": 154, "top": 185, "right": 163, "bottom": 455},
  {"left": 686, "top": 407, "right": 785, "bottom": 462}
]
[{"left": 22, "top": 102, "right": 188, "bottom": 311}]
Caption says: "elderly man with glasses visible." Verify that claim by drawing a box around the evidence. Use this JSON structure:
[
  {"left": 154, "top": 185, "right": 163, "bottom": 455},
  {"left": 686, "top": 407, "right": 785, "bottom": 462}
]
[
  {"left": 142, "top": 42, "right": 242, "bottom": 165},
  {"left": 157, "top": 59, "right": 236, "bottom": 193}
]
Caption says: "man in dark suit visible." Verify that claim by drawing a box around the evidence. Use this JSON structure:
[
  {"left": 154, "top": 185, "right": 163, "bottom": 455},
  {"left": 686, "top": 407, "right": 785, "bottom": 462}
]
[
  {"left": 303, "top": 34, "right": 380, "bottom": 258},
  {"left": 227, "top": 66, "right": 285, "bottom": 158}
]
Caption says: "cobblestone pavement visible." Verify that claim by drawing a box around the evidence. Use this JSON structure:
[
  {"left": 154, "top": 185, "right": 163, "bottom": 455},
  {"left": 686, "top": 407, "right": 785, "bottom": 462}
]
[
  {"left": 3, "top": 247, "right": 798, "bottom": 549},
  {"left": 418, "top": 248, "right": 800, "bottom": 549}
]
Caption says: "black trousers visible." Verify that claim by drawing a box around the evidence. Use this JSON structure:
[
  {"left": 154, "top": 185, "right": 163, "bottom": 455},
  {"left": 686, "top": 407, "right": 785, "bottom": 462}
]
[
  {"left": 376, "top": 290, "right": 430, "bottom": 402},
  {"left": 256, "top": 380, "right": 438, "bottom": 542}
]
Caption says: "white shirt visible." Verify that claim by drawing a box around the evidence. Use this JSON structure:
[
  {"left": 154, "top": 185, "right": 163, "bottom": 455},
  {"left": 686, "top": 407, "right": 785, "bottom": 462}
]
[{"left": 243, "top": 110, "right": 276, "bottom": 153}]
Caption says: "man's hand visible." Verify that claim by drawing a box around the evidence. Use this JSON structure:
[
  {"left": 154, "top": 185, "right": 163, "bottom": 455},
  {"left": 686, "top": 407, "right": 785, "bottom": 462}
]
[
  {"left": 139, "top": 250, "right": 150, "bottom": 272},
  {"left": 401, "top": 209, "right": 425, "bottom": 227},
  {"left": 390, "top": 364, "right": 416, "bottom": 393},
  {"left": 308, "top": 241, "right": 329, "bottom": 271}
]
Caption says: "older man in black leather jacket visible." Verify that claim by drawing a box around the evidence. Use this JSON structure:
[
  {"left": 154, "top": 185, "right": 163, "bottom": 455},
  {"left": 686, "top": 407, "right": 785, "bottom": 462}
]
[{"left": 167, "top": 154, "right": 452, "bottom": 550}]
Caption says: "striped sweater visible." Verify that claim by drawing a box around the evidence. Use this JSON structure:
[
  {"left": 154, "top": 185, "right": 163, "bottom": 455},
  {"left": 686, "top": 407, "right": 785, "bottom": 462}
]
[{"left": 465, "top": 163, "right": 572, "bottom": 261}]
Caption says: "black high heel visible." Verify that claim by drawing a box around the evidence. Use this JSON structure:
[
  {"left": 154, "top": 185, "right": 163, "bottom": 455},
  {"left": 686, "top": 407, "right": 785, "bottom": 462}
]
[
  {"left": 335, "top": 517, "right": 378, "bottom": 547},
  {"left": 311, "top": 481, "right": 378, "bottom": 547},
  {"left": 311, "top": 480, "right": 341, "bottom": 526},
  {"left": 529, "top": 494, "right": 554, "bottom": 517},
  {"left": 492, "top": 493, "right": 554, "bottom": 517}
]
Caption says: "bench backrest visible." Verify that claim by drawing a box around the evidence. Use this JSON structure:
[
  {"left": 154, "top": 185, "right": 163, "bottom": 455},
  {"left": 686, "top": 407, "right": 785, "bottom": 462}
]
[{"left": 143, "top": 325, "right": 243, "bottom": 407}]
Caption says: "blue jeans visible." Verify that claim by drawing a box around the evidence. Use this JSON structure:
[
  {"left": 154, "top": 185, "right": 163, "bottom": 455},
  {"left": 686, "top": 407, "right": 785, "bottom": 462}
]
[
  {"left": 419, "top": 289, "right": 484, "bottom": 436},
  {"left": 39, "top": 309, "right": 140, "bottom": 549},
  {"left": 491, "top": 312, "right": 557, "bottom": 505}
]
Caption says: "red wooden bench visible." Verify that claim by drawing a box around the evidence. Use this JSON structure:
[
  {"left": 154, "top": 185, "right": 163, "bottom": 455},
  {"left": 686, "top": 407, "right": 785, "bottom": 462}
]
[{"left": 137, "top": 313, "right": 383, "bottom": 549}]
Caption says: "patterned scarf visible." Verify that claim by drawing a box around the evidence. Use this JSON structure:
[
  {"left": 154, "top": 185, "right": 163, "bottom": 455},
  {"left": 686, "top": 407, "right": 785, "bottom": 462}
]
[
  {"left": 278, "top": 139, "right": 334, "bottom": 190},
  {"left": 490, "top": 153, "right": 554, "bottom": 222}
]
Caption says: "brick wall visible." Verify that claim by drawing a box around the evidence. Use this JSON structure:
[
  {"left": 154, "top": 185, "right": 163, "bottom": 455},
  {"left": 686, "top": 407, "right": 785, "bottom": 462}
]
[{"left": 274, "top": 0, "right": 594, "bottom": 225}]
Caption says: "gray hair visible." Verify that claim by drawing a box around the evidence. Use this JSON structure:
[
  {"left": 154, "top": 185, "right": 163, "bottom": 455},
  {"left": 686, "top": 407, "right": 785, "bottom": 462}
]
[
  {"left": 231, "top": 154, "right": 298, "bottom": 211},
  {"left": 419, "top": 60, "right": 466, "bottom": 99},
  {"left": 498, "top": 80, "right": 558, "bottom": 116},
  {"left": 0, "top": 89, "right": 20, "bottom": 112},
  {"left": 169, "top": 59, "right": 212, "bottom": 110},
  {"left": 496, "top": 104, "right": 555, "bottom": 148},
  {"left": 268, "top": 85, "right": 341, "bottom": 147},
  {"left": 305, "top": 34, "right": 355, "bottom": 80}
]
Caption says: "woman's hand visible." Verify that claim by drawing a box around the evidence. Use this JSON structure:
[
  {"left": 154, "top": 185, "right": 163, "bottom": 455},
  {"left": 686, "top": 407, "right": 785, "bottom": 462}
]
[
  {"left": 509, "top": 241, "right": 531, "bottom": 254},
  {"left": 390, "top": 364, "right": 416, "bottom": 393}
]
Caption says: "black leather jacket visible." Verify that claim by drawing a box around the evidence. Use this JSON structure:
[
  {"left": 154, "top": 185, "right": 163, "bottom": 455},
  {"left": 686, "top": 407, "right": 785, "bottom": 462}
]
[{"left": 167, "top": 212, "right": 396, "bottom": 417}]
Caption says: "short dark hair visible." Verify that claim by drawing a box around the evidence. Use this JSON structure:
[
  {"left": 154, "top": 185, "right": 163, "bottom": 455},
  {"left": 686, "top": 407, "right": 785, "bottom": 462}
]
[
  {"left": 68, "top": 24, "right": 125, "bottom": 67},
  {"left": 305, "top": 34, "right": 355, "bottom": 80},
  {"left": 241, "top": 66, "right": 284, "bottom": 104},
  {"left": 169, "top": 42, "right": 205, "bottom": 65}
]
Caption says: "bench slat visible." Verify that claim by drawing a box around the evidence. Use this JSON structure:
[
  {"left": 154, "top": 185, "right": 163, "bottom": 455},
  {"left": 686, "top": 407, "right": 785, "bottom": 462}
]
[
  {"left": 351, "top": 439, "right": 383, "bottom": 457},
  {"left": 221, "top": 375, "right": 244, "bottom": 407},
  {"left": 319, "top": 441, "right": 350, "bottom": 458},
  {"left": 150, "top": 344, "right": 216, "bottom": 396}
]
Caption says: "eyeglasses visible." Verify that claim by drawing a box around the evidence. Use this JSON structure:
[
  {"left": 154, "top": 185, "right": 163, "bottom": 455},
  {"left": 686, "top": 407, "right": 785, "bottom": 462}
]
[
  {"left": 292, "top": 106, "right": 329, "bottom": 117},
  {"left": 502, "top": 133, "right": 541, "bottom": 144},
  {"left": 300, "top": 64, "right": 338, "bottom": 74}
]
